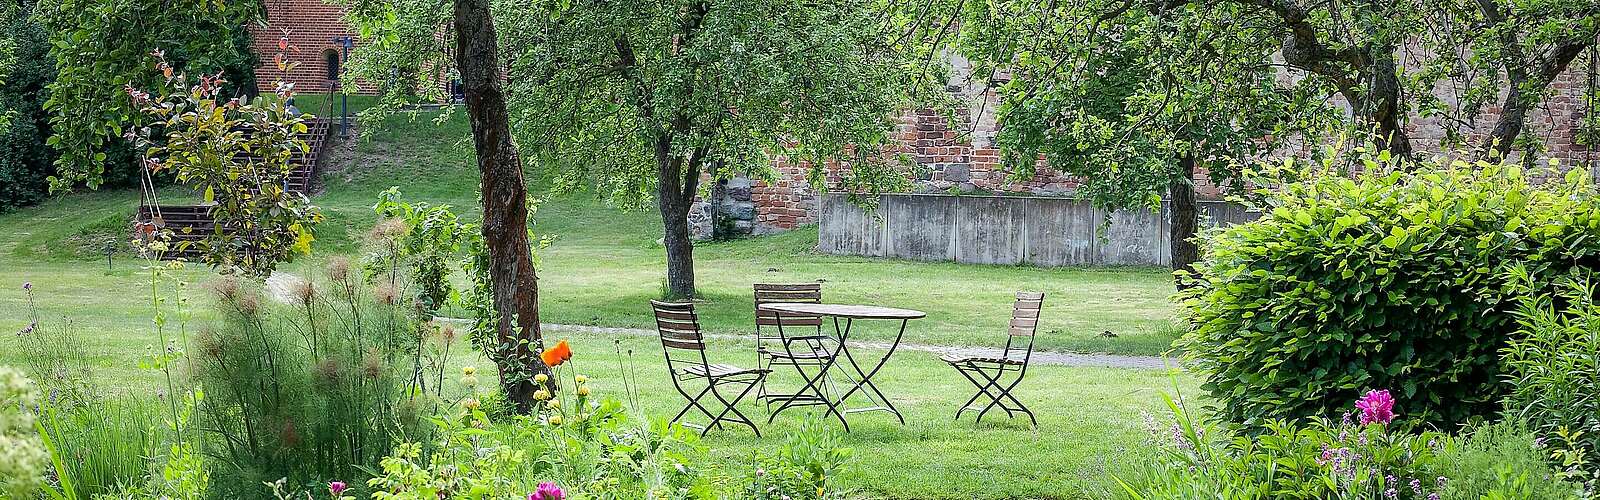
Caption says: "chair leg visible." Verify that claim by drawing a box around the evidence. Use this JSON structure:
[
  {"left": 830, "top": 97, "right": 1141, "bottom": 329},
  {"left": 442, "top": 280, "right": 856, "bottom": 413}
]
[
  {"left": 708, "top": 374, "right": 765, "bottom": 437},
  {"left": 950, "top": 363, "right": 1031, "bottom": 427}
]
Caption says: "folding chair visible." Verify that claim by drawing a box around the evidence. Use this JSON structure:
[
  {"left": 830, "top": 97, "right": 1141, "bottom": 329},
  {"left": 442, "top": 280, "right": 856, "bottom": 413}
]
[
  {"left": 652, "top": 300, "right": 770, "bottom": 436},
  {"left": 942, "top": 292, "right": 1044, "bottom": 427},
  {"left": 753, "top": 283, "right": 840, "bottom": 411}
]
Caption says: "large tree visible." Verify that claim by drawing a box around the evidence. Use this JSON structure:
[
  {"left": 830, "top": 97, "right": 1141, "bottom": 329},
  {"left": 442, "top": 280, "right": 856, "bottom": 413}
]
[
  {"left": 499, "top": 0, "right": 926, "bottom": 299},
  {"left": 948, "top": 0, "right": 1599, "bottom": 281}
]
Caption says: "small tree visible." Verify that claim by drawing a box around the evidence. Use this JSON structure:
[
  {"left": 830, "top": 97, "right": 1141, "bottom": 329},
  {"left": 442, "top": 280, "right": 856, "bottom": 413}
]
[
  {"left": 498, "top": 0, "right": 925, "bottom": 299},
  {"left": 130, "top": 51, "right": 321, "bottom": 276}
]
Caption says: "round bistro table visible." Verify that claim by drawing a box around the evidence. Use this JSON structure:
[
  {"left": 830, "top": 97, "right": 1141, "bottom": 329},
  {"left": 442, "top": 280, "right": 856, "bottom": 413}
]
[{"left": 756, "top": 302, "right": 926, "bottom": 431}]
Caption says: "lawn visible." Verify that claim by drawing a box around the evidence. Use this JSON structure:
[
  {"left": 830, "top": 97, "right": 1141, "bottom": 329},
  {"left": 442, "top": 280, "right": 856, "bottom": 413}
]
[{"left": 0, "top": 97, "right": 1194, "bottom": 499}]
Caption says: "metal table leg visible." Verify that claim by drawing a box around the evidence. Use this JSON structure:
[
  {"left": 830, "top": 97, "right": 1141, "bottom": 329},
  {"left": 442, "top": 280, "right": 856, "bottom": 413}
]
[
  {"left": 834, "top": 318, "right": 907, "bottom": 424},
  {"left": 765, "top": 309, "right": 850, "bottom": 431}
]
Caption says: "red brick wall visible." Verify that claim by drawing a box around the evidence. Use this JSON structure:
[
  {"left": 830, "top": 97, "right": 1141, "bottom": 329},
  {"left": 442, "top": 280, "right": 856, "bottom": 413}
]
[{"left": 250, "top": 0, "right": 370, "bottom": 95}]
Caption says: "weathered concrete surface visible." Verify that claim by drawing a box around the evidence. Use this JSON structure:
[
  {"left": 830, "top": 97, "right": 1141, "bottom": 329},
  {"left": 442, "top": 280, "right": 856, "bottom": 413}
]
[{"left": 818, "top": 193, "right": 1259, "bottom": 267}]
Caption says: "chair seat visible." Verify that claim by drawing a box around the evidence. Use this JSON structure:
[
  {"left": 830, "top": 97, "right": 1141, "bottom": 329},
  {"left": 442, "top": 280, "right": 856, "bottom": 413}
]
[
  {"left": 941, "top": 354, "right": 1024, "bottom": 366},
  {"left": 682, "top": 363, "right": 769, "bottom": 378}
]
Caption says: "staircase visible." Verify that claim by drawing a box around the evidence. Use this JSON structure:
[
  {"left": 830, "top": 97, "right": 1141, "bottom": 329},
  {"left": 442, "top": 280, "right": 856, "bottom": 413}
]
[{"left": 137, "top": 118, "right": 334, "bottom": 259}]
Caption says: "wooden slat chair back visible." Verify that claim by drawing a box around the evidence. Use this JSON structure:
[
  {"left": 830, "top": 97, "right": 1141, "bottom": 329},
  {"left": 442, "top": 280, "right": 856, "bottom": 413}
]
[
  {"left": 753, "top": 283, "right": 824, "bottom": 341},
  {"left": 651, "top": 300, "right": 710, "bottom": 371},
  {"left": 650, "top": 300, "right": 768, "bottom": 436},
  {"left": 1002, "top": 292, "right": 1045, "bottom": 365}
]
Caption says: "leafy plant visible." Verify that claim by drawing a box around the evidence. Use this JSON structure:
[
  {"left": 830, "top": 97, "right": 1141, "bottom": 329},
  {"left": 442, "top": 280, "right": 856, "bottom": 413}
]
[
  {"left": 1503, "top": 270, "right": 1600, "bottom": 492},
  {"left": 1180, "top": 148, "right": 1600, "bottom": 428},
  {"left": 741, "top": 419, "right": 853, "bottom": 500},
  {"left": 1425, "top": 422, "right": 1579, "bottom": 500},
  {"left": 130, "top": 51, "right": 322, "bottom": 276}
]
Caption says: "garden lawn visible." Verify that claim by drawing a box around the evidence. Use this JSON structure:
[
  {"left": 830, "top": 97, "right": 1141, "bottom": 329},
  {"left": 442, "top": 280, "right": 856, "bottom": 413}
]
[
  {"left": 0, "top": 96, "right": 1194, "bottom": 499},
  {"left": 1, "top": 97, "right": 1181, "bottom": 360}
]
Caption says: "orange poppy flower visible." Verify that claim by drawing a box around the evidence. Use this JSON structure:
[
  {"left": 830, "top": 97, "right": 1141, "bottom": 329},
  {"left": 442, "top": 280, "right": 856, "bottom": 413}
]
[{"left": 541, "top": 340, "right": 572, "bottom": 367}]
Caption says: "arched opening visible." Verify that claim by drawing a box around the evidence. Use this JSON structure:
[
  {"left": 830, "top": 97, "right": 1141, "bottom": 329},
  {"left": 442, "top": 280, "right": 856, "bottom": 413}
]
[{"left": 323, "top": 49, "right": 341, "bottom": 91}]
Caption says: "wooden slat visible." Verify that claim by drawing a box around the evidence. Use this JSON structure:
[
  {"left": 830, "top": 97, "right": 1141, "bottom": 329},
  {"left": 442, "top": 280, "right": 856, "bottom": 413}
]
[
  {"left": 756, "top": 316, "right": 823, "bottom": 326},
  {"left": 754, "top": 283, "right": 823, "bottom": 292},
  {"left": 661, "top": 338, "right": 705, "bottom": 351}
]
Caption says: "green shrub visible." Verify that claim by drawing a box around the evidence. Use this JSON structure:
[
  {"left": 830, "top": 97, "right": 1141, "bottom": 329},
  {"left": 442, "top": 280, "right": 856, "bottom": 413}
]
[
  {"left": 0, "top": 5, "right": 55, "bottom": 212},
  {"left": 1180, "top": 153, "right": 1600, "bottom": 428},
  {"left": 0, "top": 367, "right": 49, "bottom": 498},
  {"left": 1503, "top": 272, "right": 1600, "bottom": 491},
  {"left": 38, "top": 396, "right": 164, "bottom": 498}
]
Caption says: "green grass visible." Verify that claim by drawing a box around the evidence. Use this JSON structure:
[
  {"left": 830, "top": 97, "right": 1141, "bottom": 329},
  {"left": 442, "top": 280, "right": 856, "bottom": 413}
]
[{"left": 0, "top": 97, "right": 1193, "bottom": 498}]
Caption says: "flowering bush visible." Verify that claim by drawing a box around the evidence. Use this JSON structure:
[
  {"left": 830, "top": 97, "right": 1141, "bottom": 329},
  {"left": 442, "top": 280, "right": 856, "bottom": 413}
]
[{"left": 1112, "top": 389, "right": 1581, "bottom": 499}]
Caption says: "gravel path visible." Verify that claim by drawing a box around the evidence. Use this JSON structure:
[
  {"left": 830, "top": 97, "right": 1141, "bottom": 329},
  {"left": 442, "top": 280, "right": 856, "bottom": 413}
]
[{"left": 538, "top": 323, "right": 1172, "bottom": 370}]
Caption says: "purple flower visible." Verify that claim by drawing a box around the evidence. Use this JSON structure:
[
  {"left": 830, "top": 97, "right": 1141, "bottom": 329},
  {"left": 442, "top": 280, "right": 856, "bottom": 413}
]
[
  {"left": 530, "top": 482, "right": 564, "bottom": 500},
  {"left": 1428, "top": 494, "right": 1440, "bottom": 500},
  {"left": 1410, "top": 478, "right": 1423, "bottom": 494},
  {"left": 1436, "top": 476, "right": 1448, "bottom": 488},
  {"left": 328, "top": 481, "right": 347, "bottom": 496},
  {"left": 22, "top": 282, "right": 30, "bottom": 290},
  {"left": 1383, "top": 488, "right": 1397, "bottom": 500},
  {"left": 1355, "top": 389, "right": 1396, "bottom": 426}
]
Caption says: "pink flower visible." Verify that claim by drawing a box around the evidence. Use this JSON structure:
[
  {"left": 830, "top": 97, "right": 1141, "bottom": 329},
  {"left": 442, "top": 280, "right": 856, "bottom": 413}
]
[
  {"left": 530, "top": 482, "right": 564, "bottom": 500},
  {"left": 328, "top": 481, "right": 347, "bottom": 496},
  {"left": 1355, "top": 389, "right": 1395, "bottom": 426}
]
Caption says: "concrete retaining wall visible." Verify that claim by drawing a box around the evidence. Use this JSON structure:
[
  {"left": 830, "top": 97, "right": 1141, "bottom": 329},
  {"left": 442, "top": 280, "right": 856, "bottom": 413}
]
[{"left": 817, "top": 193, "right": 1259, "bottom": 267}]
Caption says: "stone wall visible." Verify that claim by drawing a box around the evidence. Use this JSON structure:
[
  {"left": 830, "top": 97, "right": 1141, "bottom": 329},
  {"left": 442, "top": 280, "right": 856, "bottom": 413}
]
[
  {"left": 750, "top": 54, "right": 1598, "bottom": 232},
  {"left": 818, "top": 193, "right": 1259, "bottom": 267}
]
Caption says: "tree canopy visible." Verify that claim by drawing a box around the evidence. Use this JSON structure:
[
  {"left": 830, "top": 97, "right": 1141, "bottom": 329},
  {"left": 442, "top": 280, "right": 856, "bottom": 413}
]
[
  {"left": 36, "top": 0, "right": 261, "bottom": 190},
  {"left": 350, "top": 0, "right": 934, "bottom": 298}
]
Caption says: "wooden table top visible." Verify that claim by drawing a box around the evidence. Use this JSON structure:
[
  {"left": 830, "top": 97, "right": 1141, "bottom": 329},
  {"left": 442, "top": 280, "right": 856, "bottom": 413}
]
[{"left": 758, "top": 302, "right": 927, "bottom": 320}]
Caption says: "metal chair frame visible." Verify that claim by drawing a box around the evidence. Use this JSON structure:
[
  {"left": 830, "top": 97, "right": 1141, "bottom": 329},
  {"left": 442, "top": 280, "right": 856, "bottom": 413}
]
[
  {"left": 752, "top": 283, "right": 847, "bottom": 410},
  {"left": 944, "top": 292, "right": 1044, "bottom": 427},
  {"left": 651, "top": 300, "right": 769, "bottom": 436}
]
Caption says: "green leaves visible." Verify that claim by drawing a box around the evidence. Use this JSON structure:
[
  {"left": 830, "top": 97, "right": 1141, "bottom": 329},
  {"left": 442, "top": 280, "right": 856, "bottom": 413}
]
[{"left": 1180, "top": 149, "right": 1600, "bottom": 429}]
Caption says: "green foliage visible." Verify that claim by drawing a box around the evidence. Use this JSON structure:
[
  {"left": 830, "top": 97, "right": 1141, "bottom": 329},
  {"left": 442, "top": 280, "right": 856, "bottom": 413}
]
[
  {"left": 370, "top": 187, "right": 476, "bottom": 314},
  {"left": 36, "top": 0, "right": 261, "bottom": 191},
  {"left": 1113, "top": 392, "right": 1579, "bottom": 499},
  {"left": 131, "top": 54, "right": 322, "bottom": 276},
  {"left": 190, "top": 274, "right": 440, "bottom": 495},
  {"left": 1503, "top": 272, "right": 1600, "bottom": 490},
  {"left": 0, "top": 366, "right": 49, "bottom": 498},
  {"left": 37, "top": 397, "right": 164, "bottom": 498},
  {"left": 1425, "top": 422, "right": 1582, "bottom": 500},
  {"left": 741, "top": 419, "right": 853, "bottom": 500},
  {"left": 1180, "top": 149, "right": 1600, "bottom": 428},
  {"left": 0, "top": 4, "right": 57, "bottom": 213},
  {"left": 366, "top": 376, "right": 712, "bottom": 499},
  {"left": 956, "top": 0, "right": 1337, "bottom": 212}
]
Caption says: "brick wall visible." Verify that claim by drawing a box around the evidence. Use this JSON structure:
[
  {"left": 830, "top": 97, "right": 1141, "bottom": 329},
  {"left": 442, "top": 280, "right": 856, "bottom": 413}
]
[{"left": 250, "top": 0, "right": 369, "bottom": 95}]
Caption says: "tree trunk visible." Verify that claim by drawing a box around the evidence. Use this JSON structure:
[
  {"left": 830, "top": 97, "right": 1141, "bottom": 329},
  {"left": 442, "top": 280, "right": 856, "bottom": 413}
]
[
  {"left": 1366, "top": 51, "right": 1412, "bottom": 160},
  {"left": 453, "top": 0, "right": 549, "bottom": 413},
  {"left": 1169, "top": 155, "right": 1200, "bottom": 290},
  {"left": 1482, "top": 43, "right": 1587, "bottom": 159},
  {"left": 660, "top": 192, "right": 696, "bottom": 299}
]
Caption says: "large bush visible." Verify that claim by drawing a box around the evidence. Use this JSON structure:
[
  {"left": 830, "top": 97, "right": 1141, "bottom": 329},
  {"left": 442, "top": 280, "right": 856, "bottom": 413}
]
[
  {"left": 1180, "top": 153, "right": 1600, "bottom": 428},
  {"left": 0, "top": 4, "right": 55, "bottom": 212}
]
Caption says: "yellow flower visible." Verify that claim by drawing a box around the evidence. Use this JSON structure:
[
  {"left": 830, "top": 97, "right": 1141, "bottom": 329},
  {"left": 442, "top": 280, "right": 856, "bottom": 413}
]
[
  {"left": 546, "top": 398, "right": 561, "bottom": 409},
  {"left": 548, "top": 414, "right": 562, "bottom": 425},
  {"left": 463, "top": 398, "right": 481, "bottom": 410},
  {"left": 533, "top": 389, "right": 551, "bottom": 401},
  {"left": 534, "top": 373, "right": 549, "bottom": 384},
  {"left": 574, "top": 374, "right": 588, "bottom": 384},
  {"left": 577, "top": 386, "right": 591, "bottom": 397},
  {"left": 459, "top": 375, "right": 478, "bottom": 387},
  {"left": 462, "top": 366, "right": 476, "bottom": 376}
]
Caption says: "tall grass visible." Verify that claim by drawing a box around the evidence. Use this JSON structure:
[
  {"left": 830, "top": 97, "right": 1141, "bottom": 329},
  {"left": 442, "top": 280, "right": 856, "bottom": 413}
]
[{"left": 39, "top": 397, "right": 164, "bottom": 498}]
